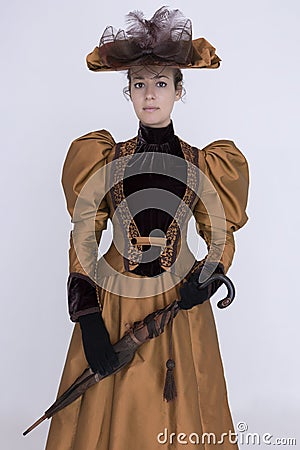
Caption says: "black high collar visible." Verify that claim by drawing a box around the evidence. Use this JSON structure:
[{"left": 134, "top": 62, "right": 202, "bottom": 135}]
[{"left": 138, "top": 121, "right": 175, "bottom": 145}]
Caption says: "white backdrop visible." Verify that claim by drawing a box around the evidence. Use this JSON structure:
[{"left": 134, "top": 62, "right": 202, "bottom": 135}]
[{"left": 1, "top": 1, "right": 299, "bottom": 449}]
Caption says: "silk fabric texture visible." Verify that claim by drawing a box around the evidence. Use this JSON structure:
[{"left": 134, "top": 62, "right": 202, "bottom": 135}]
[{"left": 45, "top": 123, "right": 249, "bottom": 450}]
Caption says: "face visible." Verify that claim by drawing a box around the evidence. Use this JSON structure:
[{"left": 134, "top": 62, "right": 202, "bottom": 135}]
[{"left": 129, "top": 66, "right": 182, "bottom": 128}]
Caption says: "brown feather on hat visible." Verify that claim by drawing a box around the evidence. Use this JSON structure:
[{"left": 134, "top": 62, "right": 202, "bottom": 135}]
[{"left": 86, "top": 6, "right": 221, "bottom": 71}]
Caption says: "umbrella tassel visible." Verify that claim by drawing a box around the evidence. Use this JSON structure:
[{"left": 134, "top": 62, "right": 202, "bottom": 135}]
[
  {"left": 163, "top": 358, "right": 177, "bottom": 401},
  {"left": 163, "top": 309, "right": 177, "bottom": 401}
]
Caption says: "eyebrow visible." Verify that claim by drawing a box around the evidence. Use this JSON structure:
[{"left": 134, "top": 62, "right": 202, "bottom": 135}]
[{"left": 132, "top": 75, "right": 170, "bottom": 80}]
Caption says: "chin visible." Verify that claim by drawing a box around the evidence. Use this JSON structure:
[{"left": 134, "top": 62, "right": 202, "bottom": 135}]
[{"left": 140, "top": 118, "right": 169, "bottom": 128}]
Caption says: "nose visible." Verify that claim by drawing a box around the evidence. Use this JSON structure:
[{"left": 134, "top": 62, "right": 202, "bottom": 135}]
[{"left": 145, "top": 85, "right": 155, "bottom": 100}]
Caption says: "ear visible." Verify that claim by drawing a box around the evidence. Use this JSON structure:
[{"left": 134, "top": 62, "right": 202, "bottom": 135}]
[
  {"left": 128, "top": 85, "right": 132, "bottom": 101},
  {"left": 174, "top": 82, "right": 183, "bottom": 101},
  {"left": 175, "top": 87, "right": 182, "bottom": 102},
  {"left": 123, "top": 86, "right": 132, "bottom": 101}
]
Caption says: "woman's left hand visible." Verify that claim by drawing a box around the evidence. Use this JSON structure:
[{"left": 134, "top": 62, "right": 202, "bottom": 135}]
[{"left": 177, "top": 263, "right": 224, "bottom": 310}]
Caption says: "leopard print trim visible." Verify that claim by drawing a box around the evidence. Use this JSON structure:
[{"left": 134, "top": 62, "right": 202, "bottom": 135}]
[
  {"left": 109, "top": 139, "right": 142, "bottom": 270},
  {"left": 160, "top": 139, "right": 199, "bottom": 269},
  {"left": 109, "top": 137, "right": 199, "bottom": 271}
]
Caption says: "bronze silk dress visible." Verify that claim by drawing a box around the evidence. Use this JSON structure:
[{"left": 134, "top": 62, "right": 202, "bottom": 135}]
[{"left": 45, "top": 122, "right": 249, "bottom": 450}]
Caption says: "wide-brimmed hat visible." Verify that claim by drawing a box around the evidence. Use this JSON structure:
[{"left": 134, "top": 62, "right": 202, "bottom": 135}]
[{"left": 86, "top": 6, "right": 221, "bottom": 72}]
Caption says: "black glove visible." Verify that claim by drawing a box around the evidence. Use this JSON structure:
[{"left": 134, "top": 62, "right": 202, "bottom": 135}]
[
  {"left": 78, "top": 312, "right": 119, "bottom": 375},
  {"left": 178, "top": 262, "right": 224, "bottom": 310}
]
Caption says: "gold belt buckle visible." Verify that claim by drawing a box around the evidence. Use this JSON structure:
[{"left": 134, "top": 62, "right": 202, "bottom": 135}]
[{"left": 131, "top": 236, "right": 171, "bottom": 247}]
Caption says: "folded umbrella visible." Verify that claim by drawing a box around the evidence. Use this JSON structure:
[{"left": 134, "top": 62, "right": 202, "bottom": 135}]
[{"left": 23, "top": 273, "right": 234, "bottom": 436}]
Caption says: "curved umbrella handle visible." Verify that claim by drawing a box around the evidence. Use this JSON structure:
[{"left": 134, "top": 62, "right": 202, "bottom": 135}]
[{"left": 197, "top": 273, "right": 236, "bottom": 309}]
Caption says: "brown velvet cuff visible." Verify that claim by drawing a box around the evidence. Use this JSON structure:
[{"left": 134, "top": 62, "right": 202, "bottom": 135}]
[{"left": 67, "top": 273, "right": 100, "bottom": 322}]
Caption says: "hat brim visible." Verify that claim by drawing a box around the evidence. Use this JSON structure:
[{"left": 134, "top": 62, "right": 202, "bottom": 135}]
[{"left": 86, "top": 38, "right": 221, "bottom": 72}]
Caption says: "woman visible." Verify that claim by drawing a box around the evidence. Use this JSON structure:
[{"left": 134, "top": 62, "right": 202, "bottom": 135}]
[{"left": 45, "top": 7, "right": 249, "bottom": 450}]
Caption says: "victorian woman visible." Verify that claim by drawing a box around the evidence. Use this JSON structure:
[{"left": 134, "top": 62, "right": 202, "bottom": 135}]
[{"left": 45, "top": 7, "right": 249, "bottom": 450}]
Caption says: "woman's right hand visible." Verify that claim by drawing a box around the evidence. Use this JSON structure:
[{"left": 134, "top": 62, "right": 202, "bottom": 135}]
[{"left": 78, "top": 312, "right": 119, "bottom": 375}]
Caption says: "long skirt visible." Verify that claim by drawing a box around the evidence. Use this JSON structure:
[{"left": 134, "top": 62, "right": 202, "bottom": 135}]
[{"left": 45, "top": 271, "right": 238, "bottom": 450}]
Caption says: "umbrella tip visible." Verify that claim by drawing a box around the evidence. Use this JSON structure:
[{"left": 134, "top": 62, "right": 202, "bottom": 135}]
[{"left": 23, "top": 414, "right": 47, "bottom": 436}]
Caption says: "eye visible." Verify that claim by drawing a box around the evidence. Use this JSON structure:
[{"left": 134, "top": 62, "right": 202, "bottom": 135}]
[
  {"left": 156, "top": 81, "right": 167, "bottom": 87},
  {"left": 133, "top": 82, "right": 144, "bottom": 89}
]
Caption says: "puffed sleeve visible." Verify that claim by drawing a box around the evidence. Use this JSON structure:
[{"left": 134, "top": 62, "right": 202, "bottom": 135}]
[
  {"left": 61, "top": 130, "right": 115, "bottom": 280},
  {"left": 193, "top": 140, "right": 249, "bottom": 273}
]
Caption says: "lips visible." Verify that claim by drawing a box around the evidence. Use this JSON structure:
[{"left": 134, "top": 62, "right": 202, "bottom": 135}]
[{"left": 143, "top": 107, "right": 159, "bottom": 112}]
